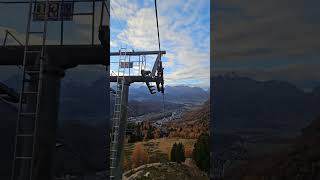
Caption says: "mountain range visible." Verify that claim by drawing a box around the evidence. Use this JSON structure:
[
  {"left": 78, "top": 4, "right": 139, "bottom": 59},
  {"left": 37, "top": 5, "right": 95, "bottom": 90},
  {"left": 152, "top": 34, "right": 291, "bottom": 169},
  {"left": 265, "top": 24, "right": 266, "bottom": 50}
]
[
  {"left": 128, "top": 85, "right": 209, "bottom": 104},
  {"left": 213, "top": 75, "right": 320, "bottom": 135},
  {"left": 60, "top": 79, "right": 208, "bottom": 121},
  {"left": 3, "top": 74, "right": 320, "bottom": 132}
]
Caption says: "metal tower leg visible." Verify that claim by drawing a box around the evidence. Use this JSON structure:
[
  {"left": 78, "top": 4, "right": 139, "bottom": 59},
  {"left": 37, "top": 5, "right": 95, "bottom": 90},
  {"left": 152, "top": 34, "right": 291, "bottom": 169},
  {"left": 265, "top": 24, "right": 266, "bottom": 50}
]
[
  {"left": 11, "top": 1, "right": 49, "bottom": 180},
  {"left": 112, "top": 82, "right": 130, "bottom": 180},
  {"left": 110, "top": 47, "right": 128, "bottom": 180}
]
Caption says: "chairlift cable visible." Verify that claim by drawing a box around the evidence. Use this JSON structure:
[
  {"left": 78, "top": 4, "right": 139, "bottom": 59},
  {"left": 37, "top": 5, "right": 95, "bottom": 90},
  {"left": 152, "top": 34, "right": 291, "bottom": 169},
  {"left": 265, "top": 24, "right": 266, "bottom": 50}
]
[{"left": 154, "top": 0, "right": 165, "bottom": 123}]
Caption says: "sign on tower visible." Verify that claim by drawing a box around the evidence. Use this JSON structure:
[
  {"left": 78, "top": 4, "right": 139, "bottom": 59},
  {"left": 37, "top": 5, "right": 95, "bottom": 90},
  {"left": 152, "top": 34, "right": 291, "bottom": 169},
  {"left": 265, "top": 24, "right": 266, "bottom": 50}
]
[{"left": 33, "top": 1, "right": 74, "bottom": 21}]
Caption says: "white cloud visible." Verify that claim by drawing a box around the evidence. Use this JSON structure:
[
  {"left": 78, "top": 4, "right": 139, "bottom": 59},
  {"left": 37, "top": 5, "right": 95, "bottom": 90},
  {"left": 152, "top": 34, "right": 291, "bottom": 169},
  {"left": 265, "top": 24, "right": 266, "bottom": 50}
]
[
  {"left": 111, "top": 0, "right": 139, "bottom": 21},
  {"left": 111, "top": 0, "right": 210, "bottom": 88},
  {"left": 117, "top": 8, "right": 158, "bottom": 49},
  {"left": 110, "top": 40, "right": 118, "bottom": 48}
]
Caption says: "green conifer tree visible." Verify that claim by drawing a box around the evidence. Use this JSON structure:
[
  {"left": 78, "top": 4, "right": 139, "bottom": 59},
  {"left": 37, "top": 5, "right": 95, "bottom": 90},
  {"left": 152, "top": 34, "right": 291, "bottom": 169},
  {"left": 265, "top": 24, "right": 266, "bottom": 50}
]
[
  {"left": 170, "top": 143, "right": 177, "bottom": 162},
  {"left": 193, "top": 133, "right": 209, "bottom": 173},
  {"left": 176, "top": 143, "right": 186, "bottom": 163}
]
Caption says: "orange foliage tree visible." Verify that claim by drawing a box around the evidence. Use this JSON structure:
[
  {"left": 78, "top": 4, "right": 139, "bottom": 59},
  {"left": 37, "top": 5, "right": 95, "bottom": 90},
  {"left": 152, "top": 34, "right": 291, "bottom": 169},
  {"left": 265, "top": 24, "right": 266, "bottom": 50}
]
[
  {"left": 185, "top": 147, "right": 193, "bottom": 158},
  {"left": 131, "top": 144, "right": 149, "bottom": 168}
]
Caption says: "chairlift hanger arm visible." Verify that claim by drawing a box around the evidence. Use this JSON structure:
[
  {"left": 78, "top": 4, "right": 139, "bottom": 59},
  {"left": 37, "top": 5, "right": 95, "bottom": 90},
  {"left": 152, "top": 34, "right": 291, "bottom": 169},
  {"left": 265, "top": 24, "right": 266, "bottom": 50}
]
[{"left": 151, "top": 54, "right": 161, "bottom": 77}]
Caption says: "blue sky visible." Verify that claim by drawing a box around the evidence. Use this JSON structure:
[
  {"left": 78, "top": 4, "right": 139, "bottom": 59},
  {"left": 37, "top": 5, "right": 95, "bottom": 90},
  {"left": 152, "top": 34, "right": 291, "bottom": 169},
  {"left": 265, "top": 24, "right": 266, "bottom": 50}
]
[
  {"left": 0, "top": 0, "right": 210, "bottom": 89},
  {"left": 1, "top": 1, "right": 320, "bottom": 90},
  {"left": 110, "top": 0, "right": 210, "bottom": 88}
]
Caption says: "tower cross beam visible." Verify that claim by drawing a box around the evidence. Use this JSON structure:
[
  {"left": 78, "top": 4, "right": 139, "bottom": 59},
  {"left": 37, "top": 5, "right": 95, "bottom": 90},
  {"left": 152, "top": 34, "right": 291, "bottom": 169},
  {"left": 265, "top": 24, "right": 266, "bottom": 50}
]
[
  {"left": 110, "top": 50, "right": 165, "bottom": 56},
  {"left": 0, "top": 45, "right": 165, "bottom": 67},
  {"left": 0, "top": 45, "right": 107, "bottom": 67},
  {"left": 109, "top": 76, "right": 159, "bottom": 83}
]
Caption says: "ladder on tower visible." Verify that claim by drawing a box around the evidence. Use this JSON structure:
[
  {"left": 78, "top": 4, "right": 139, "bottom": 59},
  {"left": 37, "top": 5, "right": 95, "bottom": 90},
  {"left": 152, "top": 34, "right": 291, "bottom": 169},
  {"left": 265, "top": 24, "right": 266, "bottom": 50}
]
[
  {"left": 110, "top": 46, "right": 127, "bottom": 180},
  {"left": 11, "top": 0, "right": 49, "bottom": 180}
]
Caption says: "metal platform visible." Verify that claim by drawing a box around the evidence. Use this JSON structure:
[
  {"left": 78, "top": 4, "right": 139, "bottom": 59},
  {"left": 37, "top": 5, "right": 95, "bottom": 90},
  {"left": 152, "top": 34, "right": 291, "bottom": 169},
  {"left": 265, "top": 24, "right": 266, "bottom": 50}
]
[
  {"left": 110, "top": 50, "right": 165, "bottom": 56},
  {"left": 0, "top": 45, "right": 107, "bottom": 67},
  {"left": 0, "top": 46, "right": 166, "bottom": 67},
  {"left": 109, "top": 76, "right": 159, "bottom": 83}
]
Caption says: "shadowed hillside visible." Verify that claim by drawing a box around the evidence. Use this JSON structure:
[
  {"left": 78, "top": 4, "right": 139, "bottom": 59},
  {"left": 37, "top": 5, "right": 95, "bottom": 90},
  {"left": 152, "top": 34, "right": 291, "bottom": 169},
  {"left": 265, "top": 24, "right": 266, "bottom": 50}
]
[{"left": 224, "top": 116, "right": 320, "bottom": 180}]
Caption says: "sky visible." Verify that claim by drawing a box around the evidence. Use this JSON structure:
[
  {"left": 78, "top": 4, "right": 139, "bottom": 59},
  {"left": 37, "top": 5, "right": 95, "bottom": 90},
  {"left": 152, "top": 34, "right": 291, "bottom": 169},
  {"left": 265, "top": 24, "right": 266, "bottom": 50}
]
[
  {"left": 214, "top": 0, "right": 320, "bottom": 90},
  {"left": 110, "top": 0, "right": 210, "bottom": 88},
  {"left": 1, "top": 0, "right": 320, "bottom": 90},
  {"left": 0, "top": 0, "right": 210, "bottom": 89}
]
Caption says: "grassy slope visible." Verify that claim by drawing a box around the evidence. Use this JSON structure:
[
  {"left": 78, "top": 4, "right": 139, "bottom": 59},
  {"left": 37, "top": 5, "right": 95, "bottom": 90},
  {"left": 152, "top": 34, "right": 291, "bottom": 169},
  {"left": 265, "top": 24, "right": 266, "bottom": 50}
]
[{"left": 124, "top": 138, "right": 196, "bottom": 171}]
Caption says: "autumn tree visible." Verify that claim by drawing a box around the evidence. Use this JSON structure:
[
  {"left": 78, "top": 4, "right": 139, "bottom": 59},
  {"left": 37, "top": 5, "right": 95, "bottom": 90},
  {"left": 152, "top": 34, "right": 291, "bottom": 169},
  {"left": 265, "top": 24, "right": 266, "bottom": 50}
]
[
  {"left": 123, "top": 158, "right": 130, "bottom": 171},
  {"left": 185, "top": 147, "right": 193, "bottom": 158},
  {"left": 128, "top": 123, "right": 143, "bottom": 143},
  {"left": 131, "top": 144, "right": 149, "bottom": 168},
  {"left": 154, "top": 128, "right": 161, "bottom": 139},
  {"left": 146, "top": 127, "right": 154, "bottom": 140}
]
